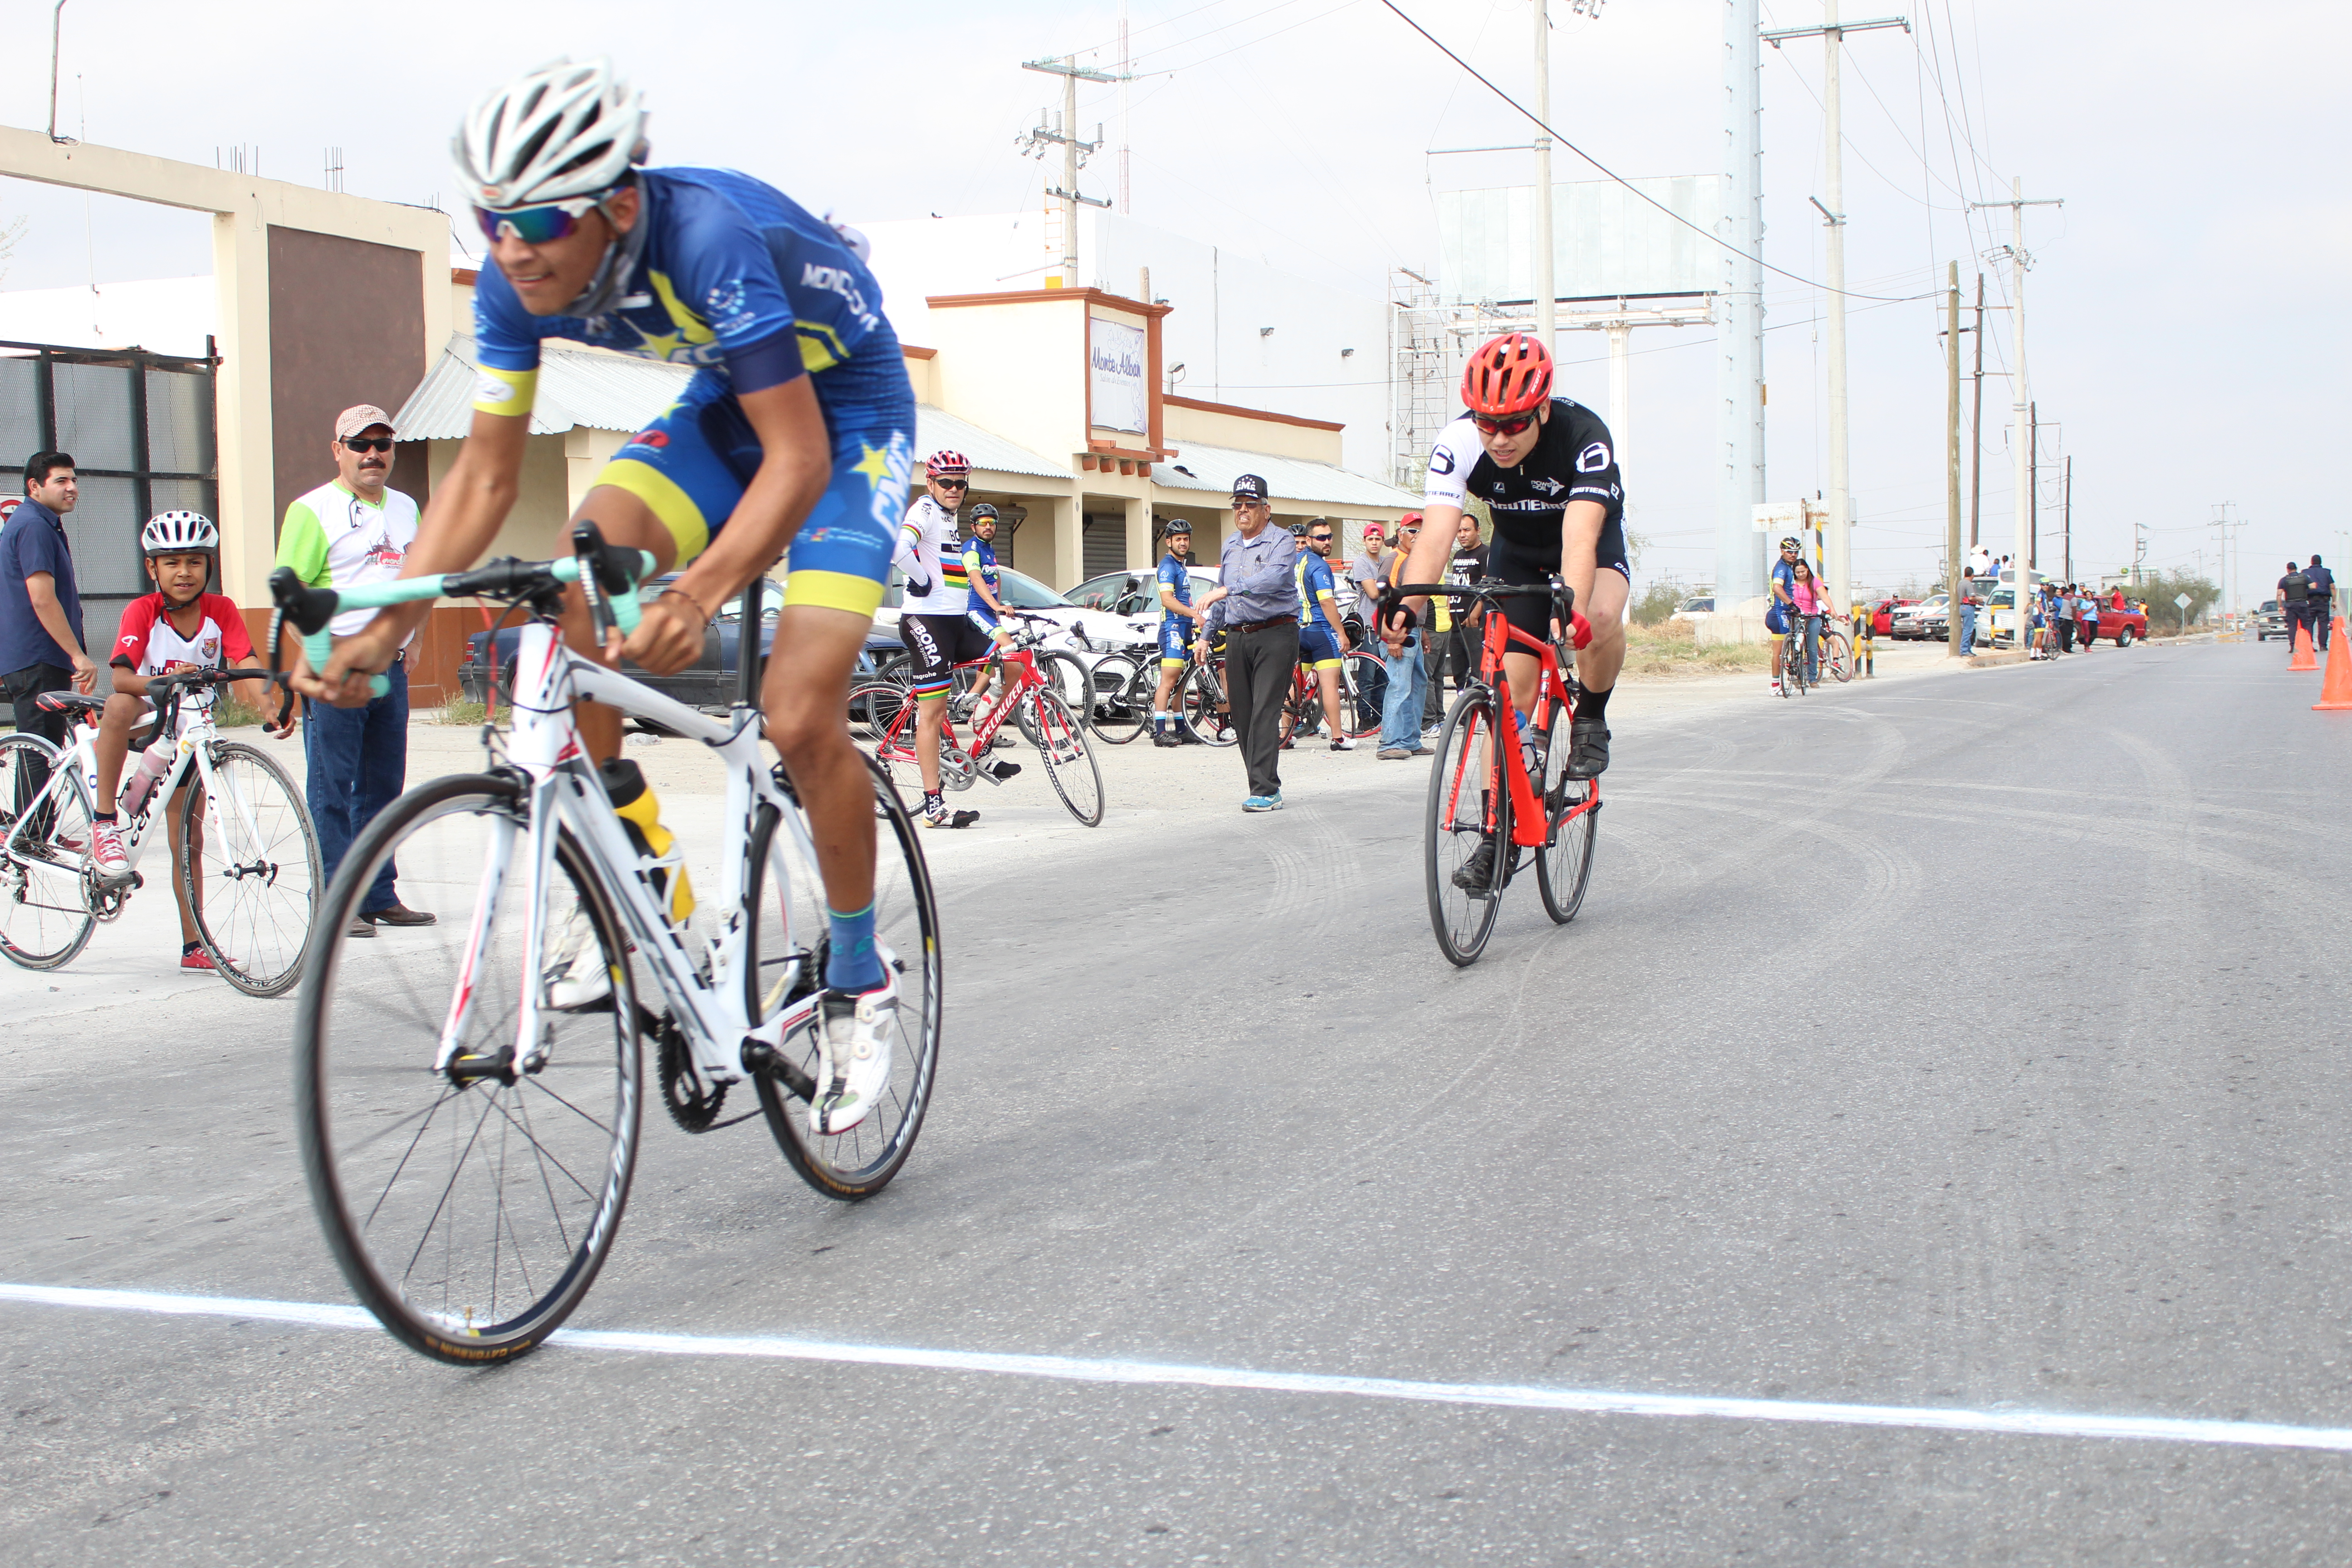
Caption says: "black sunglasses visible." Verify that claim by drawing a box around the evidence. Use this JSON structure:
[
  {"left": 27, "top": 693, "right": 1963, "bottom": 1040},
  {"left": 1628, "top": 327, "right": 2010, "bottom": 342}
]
[
  {"left": 341, "top": 436, "right": 394, "bottom": 454},
  {"left": 934, "top": 477, "right": 969, "bottom": 490},
  {"left": 1308, "top": 534, "right": 1333, "bottom": 543}
]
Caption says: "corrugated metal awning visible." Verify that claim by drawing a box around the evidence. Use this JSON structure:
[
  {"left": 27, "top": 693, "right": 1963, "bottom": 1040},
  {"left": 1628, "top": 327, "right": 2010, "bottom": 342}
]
[{"left": 1153, "top": 440, "right": 1421, "bottom": 512}]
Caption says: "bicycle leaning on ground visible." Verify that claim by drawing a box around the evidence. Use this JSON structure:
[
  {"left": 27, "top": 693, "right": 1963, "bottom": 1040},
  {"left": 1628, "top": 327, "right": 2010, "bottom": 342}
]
[
  {"left": 1393, "top": 578, "right": 1600, "bottom": 967},
  {"left": 0, "top": 667, "right": 317, "bottom": 994},
  {"left": 279, "top": 523, "right": 943, "bottom": 1366},
  {"left": 849, "top": 610, "right": 1103, "bottom": 826}
]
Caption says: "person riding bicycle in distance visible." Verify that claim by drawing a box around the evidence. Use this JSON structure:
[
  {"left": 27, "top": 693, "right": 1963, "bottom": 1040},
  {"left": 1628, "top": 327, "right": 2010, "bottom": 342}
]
[
  {"left": 294, "top": 58, "right": 915, "bottom": 1137},
  {"left": 1767, "top": 537, "right": 1800, "bottom": 695},
  {"left": 90, "top": 511, "right": 294, "bottom": 969},
  {"left": 1383, "top": 331, "right": 1620, "bottom": 774},
  {"left": 1151, "top": 518, "right": 1201, "bottom": 746}
]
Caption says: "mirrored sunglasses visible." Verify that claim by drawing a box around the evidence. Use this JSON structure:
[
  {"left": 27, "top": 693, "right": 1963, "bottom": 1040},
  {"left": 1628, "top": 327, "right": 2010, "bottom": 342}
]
[
  {"left": 474, "top": 193, "right": 606, "bottom": 245},
  {"left": 1471, "top": 411, "right": 1539, "bottom": 437}
]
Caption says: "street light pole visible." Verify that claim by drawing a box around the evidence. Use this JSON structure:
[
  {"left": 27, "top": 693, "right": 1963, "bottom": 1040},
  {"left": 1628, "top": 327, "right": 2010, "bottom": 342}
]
[{"left": 1970, "top": 178, "right": 2064, "bottom": 642}]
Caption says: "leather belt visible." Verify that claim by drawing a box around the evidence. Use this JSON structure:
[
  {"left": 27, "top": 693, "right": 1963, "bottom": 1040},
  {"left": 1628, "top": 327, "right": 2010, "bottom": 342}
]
[{"left": 1230, "top": 616, "right": 1292, "bottom": 634}]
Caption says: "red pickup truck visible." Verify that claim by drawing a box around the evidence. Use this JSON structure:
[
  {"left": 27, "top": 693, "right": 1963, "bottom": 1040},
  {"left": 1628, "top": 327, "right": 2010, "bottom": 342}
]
[{"left": 2082, "top": 597, "right": 2149, "bottom": 647}]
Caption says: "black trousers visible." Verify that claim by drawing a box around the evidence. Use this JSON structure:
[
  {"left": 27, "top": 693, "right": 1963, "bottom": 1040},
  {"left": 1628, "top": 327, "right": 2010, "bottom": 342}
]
[
  {"left": 2056, "top": 618, "right": 2075, "bottom": 653},
  {"left": 1224, "top": 622, "right": 1298, "bottom": 799},
  {"left": 2291, "top": 603, "right": 2321, "bottom": 651},
  {"left": 5, "top": 662, "right": 72, "bottom": 834},
  {"left": 1427, "top": 625, "right": 1477, "bottom": 722}
]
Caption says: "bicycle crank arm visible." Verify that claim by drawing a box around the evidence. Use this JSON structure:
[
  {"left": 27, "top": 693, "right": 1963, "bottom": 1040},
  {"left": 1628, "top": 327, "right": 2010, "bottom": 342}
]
[{"left": 740, "top": 1038, "right": 818, "bottom": 1102}]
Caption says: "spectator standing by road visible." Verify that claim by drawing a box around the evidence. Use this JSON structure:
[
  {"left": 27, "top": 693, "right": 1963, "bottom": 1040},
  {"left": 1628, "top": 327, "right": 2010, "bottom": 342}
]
[
  {"left": 2308, "top": 555, "right": 2336, "bottom": 649},
  {"left": 1376, "top": 514, "right": 1431, "bottom": 757},
  {"left": 1426, "top": 513, "right": 1486, "bottom": 727},
  {"left": 1348, "top": 522, "right": 1391, "bottom": 637},
  {"left": 2278, "top": 559, "right": 2316, "bottom": 656},
  {"left": 275, "top": 406, "right": 432, "bottom": 938},
  {"left": 1196, "top": 474, "right": 1298, "bottom": 811},
  {"left": 0, "top": 452, "right": 90, "bottom": 825}
]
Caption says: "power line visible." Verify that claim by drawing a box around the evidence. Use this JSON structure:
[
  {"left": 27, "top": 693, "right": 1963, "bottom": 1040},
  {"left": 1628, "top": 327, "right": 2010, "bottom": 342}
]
[{"left": 1374, "top": 0, "right": 1934, "bottom": 305}]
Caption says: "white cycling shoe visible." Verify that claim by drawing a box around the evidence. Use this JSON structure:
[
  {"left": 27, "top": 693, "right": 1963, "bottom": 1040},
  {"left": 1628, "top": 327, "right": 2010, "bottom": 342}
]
[
  {"left": 545, "top": 909, "right": 612, "bottom": 1009},
  {"left": 810, "top": 963, "right": 898, "bottom": 1137}
]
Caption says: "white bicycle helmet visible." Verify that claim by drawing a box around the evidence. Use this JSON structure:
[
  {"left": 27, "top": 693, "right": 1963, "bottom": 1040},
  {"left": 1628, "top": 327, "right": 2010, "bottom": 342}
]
[
  {"left": 453, "top": 57, "right": 649, "bottom": 210},
  {"left": 141, "top": 510, "right": 217, "bottom": 556}
]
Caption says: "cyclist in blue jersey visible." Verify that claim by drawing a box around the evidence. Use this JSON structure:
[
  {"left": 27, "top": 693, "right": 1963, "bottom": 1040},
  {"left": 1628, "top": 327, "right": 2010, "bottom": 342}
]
[
  {"left": 957, "top": 504, "right": 1012, "bottom": 718},
  {"left": 296, "top": 59, "right": 912, "bottom": 1137},
  {"left": 1150, "top": 520, "right": 1202, "bottom": 746},
  {"left": 1294, "top": 519, "right": 1355, "bottom": 750}
]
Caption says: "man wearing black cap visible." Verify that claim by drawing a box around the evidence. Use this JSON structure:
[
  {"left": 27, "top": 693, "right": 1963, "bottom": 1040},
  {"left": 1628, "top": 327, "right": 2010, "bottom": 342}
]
[{"left": 1196, "top": 475, "right": 1298, "bottom": 810}]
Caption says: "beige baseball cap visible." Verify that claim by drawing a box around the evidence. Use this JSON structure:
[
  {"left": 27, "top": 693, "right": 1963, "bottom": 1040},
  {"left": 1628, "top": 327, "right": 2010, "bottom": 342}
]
[{"left": 333, "top": 404, "right": 396, "bottom": 439}]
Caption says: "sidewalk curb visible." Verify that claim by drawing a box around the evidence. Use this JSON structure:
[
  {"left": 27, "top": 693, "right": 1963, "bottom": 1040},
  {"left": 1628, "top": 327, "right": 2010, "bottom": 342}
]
[{"left": 1965, "top": 651, "right": 2031, "bottom": 668}]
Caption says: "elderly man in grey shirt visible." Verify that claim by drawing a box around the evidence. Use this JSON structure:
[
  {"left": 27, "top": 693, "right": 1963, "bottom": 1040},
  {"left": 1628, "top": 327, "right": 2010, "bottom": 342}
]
[{"left": 1197, "top": 474, "right": 1299, "bottom": 811}]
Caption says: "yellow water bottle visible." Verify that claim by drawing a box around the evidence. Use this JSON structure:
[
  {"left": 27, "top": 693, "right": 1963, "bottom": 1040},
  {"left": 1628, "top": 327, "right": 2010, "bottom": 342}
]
[{"left": 598, "top": 758, "right": 695, "bottom": 925}]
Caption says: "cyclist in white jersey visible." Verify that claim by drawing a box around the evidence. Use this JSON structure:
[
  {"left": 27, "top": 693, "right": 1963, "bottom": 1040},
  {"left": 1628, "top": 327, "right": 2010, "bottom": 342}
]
[{"left": 892, "top": 450, "right": 1014, "bottom": 827}]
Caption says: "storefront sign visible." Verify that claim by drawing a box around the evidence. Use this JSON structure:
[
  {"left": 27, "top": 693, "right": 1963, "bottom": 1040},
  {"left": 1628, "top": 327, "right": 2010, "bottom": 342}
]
[{"left": 1089, "top": 317, "right": 1148, "bottom": 435}]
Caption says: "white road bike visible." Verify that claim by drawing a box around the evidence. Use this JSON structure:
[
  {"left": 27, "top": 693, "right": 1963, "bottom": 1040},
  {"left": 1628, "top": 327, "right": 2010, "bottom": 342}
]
[
  {"left": 0, "top": 667, "right": 317, "bottom": 994},
  {"left": 280, "top": 526, "right": 942, "bottom": 1365}
]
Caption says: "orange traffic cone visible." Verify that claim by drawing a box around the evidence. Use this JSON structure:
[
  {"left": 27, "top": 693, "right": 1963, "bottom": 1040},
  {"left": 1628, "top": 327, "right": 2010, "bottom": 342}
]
[
  {"left": 2291, "top": 620, "right": 2320, "bottom": 669},
  {"left": 2315, "top": 619, "right": 2352, "bottom": 710}
]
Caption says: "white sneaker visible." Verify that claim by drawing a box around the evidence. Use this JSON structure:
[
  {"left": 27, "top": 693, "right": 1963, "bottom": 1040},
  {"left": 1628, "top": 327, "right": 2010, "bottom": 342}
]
[
  {"left": 1769, "top": 679, "right": 1783, "bottom": 696},
  {"left": 545, "top": 908, "right": 612, "bottom": 1009},
  {"left": 1330, "top": 735, "right": 1357, "bottom": 751},
  {"left": 811, "top": 967, "right": 897, "bottom": 1136}
]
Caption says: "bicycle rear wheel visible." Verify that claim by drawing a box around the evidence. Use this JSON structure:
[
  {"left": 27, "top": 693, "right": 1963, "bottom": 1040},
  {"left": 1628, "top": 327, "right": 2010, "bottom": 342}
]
[
  {"left": 1339, "top": 650, "right": 1388, "bottom": 737},
  {"left": 1082, "top": 652, "right": 1147, "bottom": 744},
  {"left": 1425, "top": 690, "right": 1505, "bottom": 967},
  {"left": 1181, "top": 663, "right": 1234, "bottom": 745},
  {"left": 1030, "top": 690, "right": 1104, "bottom": 825},
  {"left": 1534, "top": 703, "right": 1597, "bottom": 924},
  {"left": 294, "top": 773, "right": 642, "bottom": 1365},
  {"left": 0, "top": 734, "right": 94, "bottom": 971},
  {"left": 181, "top": 740, "right": 319, "bottom": 998},
  {"left": 750, "top": 758, "right": 943, "bottom": 1199}
]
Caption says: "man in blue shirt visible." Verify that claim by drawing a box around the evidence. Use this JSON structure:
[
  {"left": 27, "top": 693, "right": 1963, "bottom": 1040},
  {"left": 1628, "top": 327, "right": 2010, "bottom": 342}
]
[
  {"left": 1294, "top": 519, "right": 1355, "bottom": 751},
  {"left": 1, "top": 451, "right": 93, "bottom": 821},
  {"left": 1767, "top": 536, "right": 1800, "bottom": 694},
  {"left": 1197, "top": 475, "right": 1298, "bottom": 809},
  {"left": 2308, "top": 555, "right": 2337, "bottom": 651}
]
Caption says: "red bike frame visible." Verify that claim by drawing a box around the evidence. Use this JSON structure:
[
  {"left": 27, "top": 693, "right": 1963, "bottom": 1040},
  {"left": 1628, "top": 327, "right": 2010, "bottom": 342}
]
[{"left": 1432, "top": 586, "right": 1600, "bottom": 850}]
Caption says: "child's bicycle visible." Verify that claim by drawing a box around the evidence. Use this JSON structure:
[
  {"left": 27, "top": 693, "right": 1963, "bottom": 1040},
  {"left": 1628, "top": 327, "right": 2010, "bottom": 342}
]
[
  {"left": 849, "top": 611, "right": 1104, "bottom": 826},
  {"left": 274, "top": 524, "right": 942, "bottom": 1365},
  {"left": 0, "top": 667, "right": 317, "bottom": 994},
  {"left": 1391, "top": 578, "right": 1601, "bottom": 967}
]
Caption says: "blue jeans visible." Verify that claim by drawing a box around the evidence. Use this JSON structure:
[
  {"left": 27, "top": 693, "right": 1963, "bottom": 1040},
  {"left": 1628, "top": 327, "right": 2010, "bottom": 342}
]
[
  {"left": 1380, "top": 633, "right": 1427, "bottom": 750},
  {"left": 1960, "top": 603, "right": 1978, "bottom": 656},
  {"left": 306, "top": 658, "right": 408, "bottom": 912}
]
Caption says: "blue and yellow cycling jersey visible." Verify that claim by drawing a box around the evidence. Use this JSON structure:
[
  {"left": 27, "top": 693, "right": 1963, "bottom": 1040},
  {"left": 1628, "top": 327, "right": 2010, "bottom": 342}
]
[
  {"left": 1157, "top": 553, "right": 1193, "bottom": 618},
  {"left": 961, "top": 536, "right": 1001, "bottom": 626},
  {"left": 1295, "top": 552, "right": 1338, "bottom": 630},
  {"left": 469, "top": 167, "right": 913, "bottom": 614}
]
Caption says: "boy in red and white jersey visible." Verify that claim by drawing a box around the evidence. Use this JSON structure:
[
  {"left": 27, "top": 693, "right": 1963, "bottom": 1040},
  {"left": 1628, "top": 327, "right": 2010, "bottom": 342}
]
[{"left": 89, "top": 511, "right": 293, "bottom": 969}]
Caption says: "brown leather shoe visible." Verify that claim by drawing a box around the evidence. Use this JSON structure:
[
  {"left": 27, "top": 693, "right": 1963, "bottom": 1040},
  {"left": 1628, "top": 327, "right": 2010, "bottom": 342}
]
[
  {"left": 359, "top": 903, "right": 436, "bottom": 927},
  {"left": 345, "top": 919, "right": 375, "bottom": 940}
]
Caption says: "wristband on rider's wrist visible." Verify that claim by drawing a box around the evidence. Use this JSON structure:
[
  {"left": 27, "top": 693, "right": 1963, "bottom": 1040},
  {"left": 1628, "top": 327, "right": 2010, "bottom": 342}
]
[{"left": 658, "top": 586, "right": 712, "bottom": 627}]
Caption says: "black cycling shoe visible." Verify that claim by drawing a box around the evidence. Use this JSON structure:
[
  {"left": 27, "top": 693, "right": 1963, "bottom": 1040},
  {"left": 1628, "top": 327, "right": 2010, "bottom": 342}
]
[
  {"left": 1451, "top": 835, "right": 1500, "bottom": 897},
  {"left": 1563, "top": 718, "right": 1611, "bottom": 779}
]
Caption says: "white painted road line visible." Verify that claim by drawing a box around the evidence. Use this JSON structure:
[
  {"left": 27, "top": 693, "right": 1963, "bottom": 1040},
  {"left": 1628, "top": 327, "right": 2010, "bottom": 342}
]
[{"left": 7, "top": 1280, "right": 2350, "bottom": 1455}]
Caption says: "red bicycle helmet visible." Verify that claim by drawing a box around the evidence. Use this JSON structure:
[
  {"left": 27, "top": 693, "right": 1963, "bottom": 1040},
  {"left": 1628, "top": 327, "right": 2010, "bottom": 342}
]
[
  {"left": 1460, "top": 332, "right": 1553, "bottom": 417},
  {"left": 926, "top": 449, "right": 970, "bottom": 479}
]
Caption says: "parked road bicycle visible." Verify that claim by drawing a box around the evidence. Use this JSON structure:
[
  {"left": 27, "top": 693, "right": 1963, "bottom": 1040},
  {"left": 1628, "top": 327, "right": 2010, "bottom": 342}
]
[
  {"left": 848, "top": 611, "right": 1103, "bottom": 826},
  {"left": 1394, "top": 578, "right": 1600, "bottom": 967},
  {"left": 282, "top": 524, "right": 942, "bottom": 1366},
  {"left": 0, "top": 667, "right": 317, "bottom": 994},
  {"left": 1277, "top": 644, "right": 1388, "bottom": 746}
]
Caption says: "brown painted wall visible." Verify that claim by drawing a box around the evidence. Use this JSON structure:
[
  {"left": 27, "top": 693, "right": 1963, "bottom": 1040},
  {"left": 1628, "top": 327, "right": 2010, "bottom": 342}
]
[{"left": 266, "top": 226, "right": 426, "bottom": 539}]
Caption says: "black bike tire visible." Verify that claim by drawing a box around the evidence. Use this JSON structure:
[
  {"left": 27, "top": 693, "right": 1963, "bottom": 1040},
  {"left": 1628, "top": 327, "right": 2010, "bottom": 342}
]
[
  {"left": 1339, "top": 650, "right": 1388, "bottom": 738},
  {"left": 1030, "top": 691, "right": 1105, "bottom": 826},
  {"left": 1083, "top": 652, "right": 1147, "bottom": 744},
  {"left": 1424, "top": 689, "right": 1505, "bottom": 967},
  {"left": 1534, "top": 702, "right": 1597, "bottom": 925},
  {"left": 179, "top": 740, "right": 320, "bottom": 999},
  {"left": 0, "top": 734, "right": 96, "bottom": 970},
  {"left": 294, "top": 772, "right": 642, "bottom": 1366},
  {"left": 752, "top": 756, "right": 945, "bottom": 1200}
]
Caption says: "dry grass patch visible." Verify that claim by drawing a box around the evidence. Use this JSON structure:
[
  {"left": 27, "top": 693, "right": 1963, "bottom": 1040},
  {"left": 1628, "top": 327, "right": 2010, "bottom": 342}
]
[{"left": 1618, "top": 617, "right": 1771, "bottom": 679}]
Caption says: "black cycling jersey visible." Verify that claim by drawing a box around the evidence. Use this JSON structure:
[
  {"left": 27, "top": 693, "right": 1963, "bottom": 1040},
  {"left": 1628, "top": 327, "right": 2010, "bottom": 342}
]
[{"left": 1422, "top": 397, "right": 1624, "bottom": 557}]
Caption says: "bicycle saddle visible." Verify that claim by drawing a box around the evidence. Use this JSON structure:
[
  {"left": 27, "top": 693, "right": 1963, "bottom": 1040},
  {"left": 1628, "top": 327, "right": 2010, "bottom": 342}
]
[{"left": 34, "top": 691, "right": 105, "bottom": 714}]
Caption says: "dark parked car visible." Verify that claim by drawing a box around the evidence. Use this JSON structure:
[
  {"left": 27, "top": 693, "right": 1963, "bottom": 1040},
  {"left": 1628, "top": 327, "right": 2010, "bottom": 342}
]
[{"left": 459, "top": 575, "right": 902, "bottom": 716}]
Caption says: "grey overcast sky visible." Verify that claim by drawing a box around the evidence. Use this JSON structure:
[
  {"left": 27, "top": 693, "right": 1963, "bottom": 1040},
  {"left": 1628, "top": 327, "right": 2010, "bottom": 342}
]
[{"left": 0, "top": 0, "right": 2339, "bottom": 601}]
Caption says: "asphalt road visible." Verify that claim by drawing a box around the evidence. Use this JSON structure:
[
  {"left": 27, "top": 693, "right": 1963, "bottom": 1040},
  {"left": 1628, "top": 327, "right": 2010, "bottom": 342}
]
[{"left": 5, "top": 637, "right": 2350, "bottom": 1565}]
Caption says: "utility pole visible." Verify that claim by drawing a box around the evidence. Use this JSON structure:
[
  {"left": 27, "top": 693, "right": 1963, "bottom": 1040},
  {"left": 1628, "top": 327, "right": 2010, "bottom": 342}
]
[
  {"left": 1968, "top": 271, "right": 1984, "bottom": 550},
  {"left": 1716, "top": 0, "right": 1768, "bottom": 612},
  {"left": 1972, "top": 178, "right": 2064, "bottom": 627},
  {"left": 1019, "top": 57, "right": 1117, "bottom": 288},
  {"left": 1764, "top": 9, "right": 1906, "bottom": 619},
  {"left": 1534, "top": 0, "right": 1554, "bottom": 353},
  {"left": 1945, "top": 261, "right": 1964, "bottom": 657},
  {"left": 2061, "top": 455, "right": 2072, "bottom": 583},
  {"left": 1118, "top": 4, "right": 1132, "bottom": 214},
  {"left": 2028, "top": 400, "right": 2038, "bottom": 571}
]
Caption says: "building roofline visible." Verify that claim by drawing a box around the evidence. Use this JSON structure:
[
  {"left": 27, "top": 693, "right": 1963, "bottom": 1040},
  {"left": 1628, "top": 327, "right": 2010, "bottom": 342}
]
[
  {"left": 1164, "top": 394, "right": 1344, "bottom": 433},
  {"left": 926, "top": 287, "right": 1173, "bottom": 318}
]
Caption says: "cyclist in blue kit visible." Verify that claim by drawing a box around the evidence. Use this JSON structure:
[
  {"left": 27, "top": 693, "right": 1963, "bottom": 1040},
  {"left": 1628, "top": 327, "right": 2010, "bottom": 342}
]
[
  {"left": 1150, "top": 519, "right": 1203, "bottom": 746},
  {"left": 298, "top": 58, "right": 912, "bottom": 1137}
]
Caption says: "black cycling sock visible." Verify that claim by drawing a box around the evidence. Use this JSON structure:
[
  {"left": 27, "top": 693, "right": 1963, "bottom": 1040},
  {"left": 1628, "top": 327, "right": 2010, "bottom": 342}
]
[
  {"left": 94, "top": 811, "right": 118, "bottom": 824},
  {"left": 1576, "top": 685, "right": 1612, "bottom": 723},
  {"left": 181, "top": 940, "right": 201, "bottom": 956}
]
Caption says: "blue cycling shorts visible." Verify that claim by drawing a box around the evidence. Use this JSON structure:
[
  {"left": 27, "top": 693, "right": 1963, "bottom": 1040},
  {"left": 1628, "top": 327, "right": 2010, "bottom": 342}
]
[
  {"left": 592, "top": 332, "right": 916, "bottom": 618},
  {"left": 1159, "top": 616, "right": 1195, "bottom": 667},
  {"left": 1298, "top": 621, "right": 1343, "bottom": 670}
]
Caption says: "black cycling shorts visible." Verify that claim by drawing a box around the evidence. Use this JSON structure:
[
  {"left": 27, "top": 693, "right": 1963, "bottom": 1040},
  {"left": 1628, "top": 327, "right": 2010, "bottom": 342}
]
[
  {"left": 1483, "top": 528, "right": 1630, "bottom": 647},
  {"left": 901, "top": 612, "right": 994, "bottom": 698}
]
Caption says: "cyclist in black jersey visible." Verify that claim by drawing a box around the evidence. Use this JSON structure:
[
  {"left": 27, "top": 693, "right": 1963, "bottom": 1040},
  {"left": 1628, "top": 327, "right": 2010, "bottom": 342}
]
[{"left": 1383, "top": 332, "right": 1624, "bottom": 783}]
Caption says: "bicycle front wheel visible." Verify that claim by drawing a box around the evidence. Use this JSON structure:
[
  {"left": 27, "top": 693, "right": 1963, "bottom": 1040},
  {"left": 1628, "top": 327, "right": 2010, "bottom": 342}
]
[
  {"left": 181, "top": 740, "right": 319, "bottom": 997},
  {"left": 1534, "top": 703, "right": 1597, "bottom": 924},
  {"left": 1030, "top": 691, "right": 1105, "bottom": 825},
  {"left": 1339, "top": 650, "right": 1389, "bottom": 738},
  {"left": 294, "top": 773, "right": 642, "bottom": 1366},
  {"left": 0, "top": 734, "right": 94, "bottom": 971},
  {"left": 1425, "top": 690, "right": 1505, "bottom": 967},
  {"left": 750, "top": 757, "right": 944, "bottom": 1199},
  {"left": 1083, "top": 652, "right": 1147, "bottom": 744}
]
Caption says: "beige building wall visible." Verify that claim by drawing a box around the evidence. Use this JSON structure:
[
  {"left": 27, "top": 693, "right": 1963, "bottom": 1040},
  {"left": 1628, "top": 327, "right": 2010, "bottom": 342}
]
[
  {"left": 1163, "top": 398, "right": 1341, "bottom": 464},
  {"left": 925, "top": 299, "right": 1088, "bottom": 467}
]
